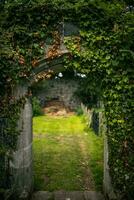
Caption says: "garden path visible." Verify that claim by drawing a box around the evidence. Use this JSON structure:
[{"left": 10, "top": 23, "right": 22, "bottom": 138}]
[{"left": 32, "top": 102, "right": 104, "bottom": 200}]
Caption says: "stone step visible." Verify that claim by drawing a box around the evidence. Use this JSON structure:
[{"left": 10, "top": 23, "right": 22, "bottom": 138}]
[
  {"left": 32, "top": 191, "right": 105, "bottom": 200},
  {"left": 32, "top": 191, "right": 53, "bottom": 200}
]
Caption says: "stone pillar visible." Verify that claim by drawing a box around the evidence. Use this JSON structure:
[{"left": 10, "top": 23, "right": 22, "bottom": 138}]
[
  {"left": 10, "top": 84, "right": 33, "bottom": 199},
  {"left": 103, "top": 135, "right": 116, "bottom": 199}
]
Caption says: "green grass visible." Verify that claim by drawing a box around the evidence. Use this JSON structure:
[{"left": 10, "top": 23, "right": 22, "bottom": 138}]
[{"left": 33, "top": 115, "right": 103, "bottom": 191}]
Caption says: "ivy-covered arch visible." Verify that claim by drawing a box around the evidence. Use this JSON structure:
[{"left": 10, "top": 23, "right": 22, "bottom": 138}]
[
  {"left": 0, "top": 1, "right": 134, "bottom": 200},
  {"left": 9, "top": 52, "right": 71, "bottom": 200}
]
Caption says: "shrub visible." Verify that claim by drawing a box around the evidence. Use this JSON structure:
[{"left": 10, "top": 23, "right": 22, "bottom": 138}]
[
  {"left": 75, "top": 106, "right": 83, "bottom": 116},
  {"left": 32, "top": 97, "right": 43, "bottom": 117}
]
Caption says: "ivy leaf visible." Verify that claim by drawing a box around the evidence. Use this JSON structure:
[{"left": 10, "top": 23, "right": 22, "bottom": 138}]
[{"left": 33, "top": 44, "right": 39, "bottom": 49}]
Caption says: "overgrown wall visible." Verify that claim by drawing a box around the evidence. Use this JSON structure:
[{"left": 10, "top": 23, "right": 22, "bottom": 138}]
[{"left": 35, "top": 79, "right": 81, "bottom": 110}]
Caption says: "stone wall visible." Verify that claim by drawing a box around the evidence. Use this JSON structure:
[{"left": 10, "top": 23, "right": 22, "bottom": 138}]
[
  {"left": 81, "top": 103, "right": 105, "bottom": 135},
  {"left": 36, "top": 79, "right": 81, "bottom": 110}
]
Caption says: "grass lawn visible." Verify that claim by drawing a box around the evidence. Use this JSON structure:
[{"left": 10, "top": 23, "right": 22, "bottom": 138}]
[{"left": 33, "top": 114, "right": 103, "bottom": 192}]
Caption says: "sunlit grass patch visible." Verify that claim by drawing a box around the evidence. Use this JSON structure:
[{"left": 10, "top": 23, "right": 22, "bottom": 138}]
[{"left": 33, "top": 115, "right": 103, "bottom": 191}]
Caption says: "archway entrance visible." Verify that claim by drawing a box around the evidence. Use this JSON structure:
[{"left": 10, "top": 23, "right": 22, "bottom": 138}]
[
  {"left": 2, "top": 2, "right": 133, "bottom": 199},
  {"left": 31, "top": 74, "right": 104, "bottom": 200},
  {"left": 9, "top": 50, "right": 108, "bottom": 200}
]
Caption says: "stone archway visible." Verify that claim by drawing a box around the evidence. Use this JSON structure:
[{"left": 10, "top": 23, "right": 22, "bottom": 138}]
[
  {"left": 10, "top": 52, "right": 69, "bottom": 199},
  {"left": 10, "top": 24, "right": 114, "bottom": 200}
]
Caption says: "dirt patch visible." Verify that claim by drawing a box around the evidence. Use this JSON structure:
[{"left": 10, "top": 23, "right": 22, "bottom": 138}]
[
  {"left": 43, "top": 100, "right": 75, "bottom": 116},
  {"left": 78, "top": 139, "right": 95, "bottom": 190}
]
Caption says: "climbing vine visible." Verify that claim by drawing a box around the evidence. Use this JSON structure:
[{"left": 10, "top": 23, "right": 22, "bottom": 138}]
[
  {"left": 0, "top": 0, "right": 134, "bottom": 199},
  {"left": 64, "top": 2, "right": 134, "bottom": 199}
]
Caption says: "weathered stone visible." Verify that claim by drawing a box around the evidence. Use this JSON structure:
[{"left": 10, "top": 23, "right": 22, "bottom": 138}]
[
  {"left": 84, "top": 191, "right": 104, "bottom": 200},
  {"left": 36, "top": 79, "right": 81, "bottom": 110},
  {"left": 32, "top": 191, "right": 53, "bottom": 200},
  {"left": 103, "top": 136, "right": 116, "bottom": 200},
  {"left": 10, "top": 84, "right": 33, "bottom": 198},
  {"left": 54, "top": 191, "right": 84, "bottom": 200},
  {"left": 32, "top": 191, "right": 104, "bottom": 200}
]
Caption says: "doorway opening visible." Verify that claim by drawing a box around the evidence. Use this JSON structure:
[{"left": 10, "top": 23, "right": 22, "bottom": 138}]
[{"left": 32, "top": 77, "right": 104, "bottom": 198}]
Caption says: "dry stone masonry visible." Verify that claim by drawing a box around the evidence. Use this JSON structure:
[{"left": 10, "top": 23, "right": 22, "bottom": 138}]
[{"left": 35, "top": 78, "right": 81, "bottom": 111}]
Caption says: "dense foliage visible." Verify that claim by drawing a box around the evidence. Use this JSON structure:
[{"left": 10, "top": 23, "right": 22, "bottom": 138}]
[
  {"left": 0, "top": 0, "right": 134, "bottom": 199},
  {"left": 32, "top": 97, "right": 43, "bottom": 116},
  {"left": 64, "top": 2, "right": 134, "bottom": 199}
]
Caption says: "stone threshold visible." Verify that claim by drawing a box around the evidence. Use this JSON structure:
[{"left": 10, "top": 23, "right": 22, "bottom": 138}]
[{"left": 32, "top": 190, "right": 105, "bottom": 200}]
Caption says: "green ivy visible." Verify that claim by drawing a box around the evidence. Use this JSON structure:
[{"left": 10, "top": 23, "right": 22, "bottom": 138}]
[{"left": 0, "top": 0, "right": 134, "bottom": 199}]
